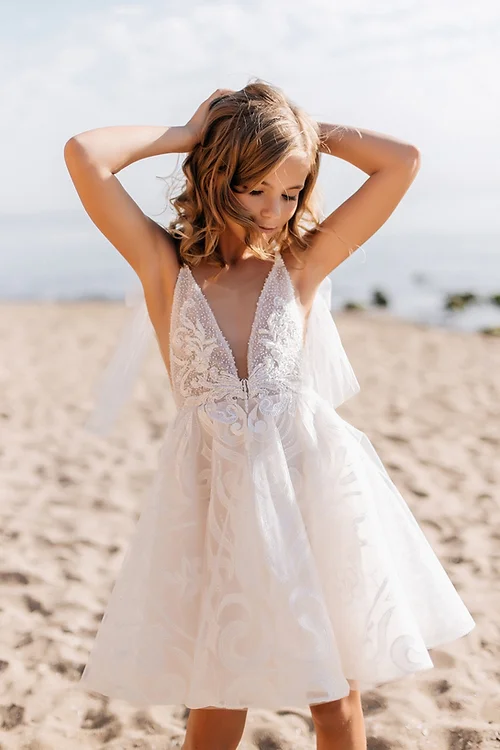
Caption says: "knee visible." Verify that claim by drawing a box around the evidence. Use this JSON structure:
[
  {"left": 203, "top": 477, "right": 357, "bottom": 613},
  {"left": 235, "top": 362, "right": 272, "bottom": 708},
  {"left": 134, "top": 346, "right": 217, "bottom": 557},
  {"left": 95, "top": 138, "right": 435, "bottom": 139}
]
[
  {"left": 182, "top": 707, "right": 247, "bottom": 750},
  {"left": 310, "top": 691, "right": 359, "bottom": 733}
]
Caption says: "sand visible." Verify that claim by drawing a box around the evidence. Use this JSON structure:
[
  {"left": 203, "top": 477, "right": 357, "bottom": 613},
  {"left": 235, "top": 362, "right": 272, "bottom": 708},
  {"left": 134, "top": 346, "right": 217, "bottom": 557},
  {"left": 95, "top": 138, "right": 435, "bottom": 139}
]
[{"left": 0, "top": 301, "right": 499, "bottom": 749}]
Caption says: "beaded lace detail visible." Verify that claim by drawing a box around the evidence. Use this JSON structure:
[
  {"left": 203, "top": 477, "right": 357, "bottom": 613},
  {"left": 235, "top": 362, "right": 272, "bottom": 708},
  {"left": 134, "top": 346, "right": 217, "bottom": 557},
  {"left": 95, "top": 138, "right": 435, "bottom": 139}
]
[{"left": 169, "top": 253, "right": 304, "bottom": 415}]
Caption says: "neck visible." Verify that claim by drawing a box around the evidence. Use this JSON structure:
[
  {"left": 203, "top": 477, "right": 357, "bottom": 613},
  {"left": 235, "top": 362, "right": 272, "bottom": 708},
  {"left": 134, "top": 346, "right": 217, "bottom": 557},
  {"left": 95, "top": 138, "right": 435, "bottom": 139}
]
[
  {"left": 217, "top": 229, "right": 276, "bottom": 268},
  {"left": 217, "top": 228, "right": 247, "bottom": 267}
]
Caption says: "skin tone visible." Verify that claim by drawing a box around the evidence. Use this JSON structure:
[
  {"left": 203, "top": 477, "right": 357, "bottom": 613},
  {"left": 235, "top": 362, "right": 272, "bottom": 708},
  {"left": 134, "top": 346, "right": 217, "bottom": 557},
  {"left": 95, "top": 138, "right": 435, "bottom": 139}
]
[
  {"left": 163, "top": 113, "right": 314, "bottom": 368},
  {"left": 184, "top": 87, "right": 308, "bottom": 269},
  {"left": 185, "top": 152, "right": 313, "bottom": 381},
  {"left": 181, "top": 689, "right": 367, "bottom": 750},
  {"left": 219, "top": 152, "right": 310, "bottom": 266}
]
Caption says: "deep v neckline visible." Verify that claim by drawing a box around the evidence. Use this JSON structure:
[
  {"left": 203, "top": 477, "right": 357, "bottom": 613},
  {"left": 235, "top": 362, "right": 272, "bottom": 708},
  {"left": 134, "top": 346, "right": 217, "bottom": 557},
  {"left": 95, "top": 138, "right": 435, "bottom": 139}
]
[{"left": 186, "top": 253, "right": 281, "bottom": 382}]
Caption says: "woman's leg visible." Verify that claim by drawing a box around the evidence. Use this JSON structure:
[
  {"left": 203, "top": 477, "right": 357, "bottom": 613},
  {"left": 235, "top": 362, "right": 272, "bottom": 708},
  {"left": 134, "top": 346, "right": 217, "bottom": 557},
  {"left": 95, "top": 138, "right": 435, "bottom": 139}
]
[
  {"left": 310, "top": 685, "right": 367, "bottom": 750},
  {"left": 181, "top": 706, "right": 248, "bottom": 750}
]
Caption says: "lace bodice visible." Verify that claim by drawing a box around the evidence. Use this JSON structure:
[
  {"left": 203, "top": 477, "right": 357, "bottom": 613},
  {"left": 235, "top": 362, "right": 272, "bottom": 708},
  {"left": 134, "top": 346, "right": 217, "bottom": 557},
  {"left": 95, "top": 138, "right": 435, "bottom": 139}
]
[
  {"left": 169, "top": 253, "right": 305, "bottom": 414},
  {"left": 84, "top": 247, "right": 361, "bottom": 437}
]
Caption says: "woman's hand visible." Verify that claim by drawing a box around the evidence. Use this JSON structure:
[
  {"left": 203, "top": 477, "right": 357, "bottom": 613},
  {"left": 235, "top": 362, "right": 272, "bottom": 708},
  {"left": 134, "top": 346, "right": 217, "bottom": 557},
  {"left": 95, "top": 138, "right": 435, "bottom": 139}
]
[{"left": 183, "top": 88, "right": 235, "bottom": 149}]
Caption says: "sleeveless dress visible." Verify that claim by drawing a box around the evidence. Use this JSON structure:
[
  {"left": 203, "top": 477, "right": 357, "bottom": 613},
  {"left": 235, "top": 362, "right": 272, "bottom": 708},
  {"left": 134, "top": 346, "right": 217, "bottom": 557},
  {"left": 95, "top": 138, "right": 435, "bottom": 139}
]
[{"left": 79, "top": 251, "right": 475, "bottom": 710}]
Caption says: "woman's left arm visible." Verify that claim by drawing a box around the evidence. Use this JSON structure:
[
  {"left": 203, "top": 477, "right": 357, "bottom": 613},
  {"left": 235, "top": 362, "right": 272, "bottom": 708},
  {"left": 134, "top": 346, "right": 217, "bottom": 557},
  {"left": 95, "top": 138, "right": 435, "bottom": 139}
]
[{"left": 301, "top": 122, "right": 420, "bottom": 287}]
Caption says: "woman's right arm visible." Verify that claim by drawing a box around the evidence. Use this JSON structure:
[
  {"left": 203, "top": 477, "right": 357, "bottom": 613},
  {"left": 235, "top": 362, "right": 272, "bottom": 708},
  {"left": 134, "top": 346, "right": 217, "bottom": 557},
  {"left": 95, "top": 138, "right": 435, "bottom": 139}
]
[{"left": 63, "top": 124, "right": 197, "bottom": 310}]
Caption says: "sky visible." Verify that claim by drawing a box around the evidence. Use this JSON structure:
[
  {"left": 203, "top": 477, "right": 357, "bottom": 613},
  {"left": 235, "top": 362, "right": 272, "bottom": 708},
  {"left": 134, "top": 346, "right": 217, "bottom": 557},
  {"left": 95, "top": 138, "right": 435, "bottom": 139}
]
[{"left": 0, "top": 0, "right": 499, "bottom": 293}]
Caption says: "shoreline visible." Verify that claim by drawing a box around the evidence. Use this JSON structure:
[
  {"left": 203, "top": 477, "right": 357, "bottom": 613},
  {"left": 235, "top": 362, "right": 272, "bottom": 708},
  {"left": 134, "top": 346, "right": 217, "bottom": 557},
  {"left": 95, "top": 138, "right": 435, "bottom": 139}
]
[{"left": 2, "top": 297, "right": 499, "bottom": 337}]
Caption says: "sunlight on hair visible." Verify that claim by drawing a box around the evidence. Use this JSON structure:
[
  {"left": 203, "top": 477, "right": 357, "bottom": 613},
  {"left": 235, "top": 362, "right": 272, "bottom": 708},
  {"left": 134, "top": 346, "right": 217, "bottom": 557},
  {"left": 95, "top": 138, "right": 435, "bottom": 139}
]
[{"left": 155, "top": 79, "right": 324, "bottom": 268}]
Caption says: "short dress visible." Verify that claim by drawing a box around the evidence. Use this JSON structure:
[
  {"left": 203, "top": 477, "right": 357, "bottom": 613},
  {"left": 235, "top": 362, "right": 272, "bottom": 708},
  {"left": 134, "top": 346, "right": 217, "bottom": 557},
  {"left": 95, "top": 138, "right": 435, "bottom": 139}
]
[{"left": 79, "top": 250, "right": 475, "bottom": 709}]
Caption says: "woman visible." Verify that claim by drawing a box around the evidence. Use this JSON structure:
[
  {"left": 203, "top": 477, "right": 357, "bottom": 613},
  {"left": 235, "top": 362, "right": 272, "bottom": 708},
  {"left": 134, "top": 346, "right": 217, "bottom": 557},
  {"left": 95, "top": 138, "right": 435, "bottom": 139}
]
[{"left": 64, "top": 81, "right": 474, "bottom": 750}]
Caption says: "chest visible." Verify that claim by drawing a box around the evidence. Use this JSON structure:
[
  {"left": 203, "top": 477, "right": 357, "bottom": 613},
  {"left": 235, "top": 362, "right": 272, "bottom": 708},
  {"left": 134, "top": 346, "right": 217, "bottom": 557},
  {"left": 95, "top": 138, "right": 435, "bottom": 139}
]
[{"left": 170, "top": 257, "right": 306, "bottom": 386}]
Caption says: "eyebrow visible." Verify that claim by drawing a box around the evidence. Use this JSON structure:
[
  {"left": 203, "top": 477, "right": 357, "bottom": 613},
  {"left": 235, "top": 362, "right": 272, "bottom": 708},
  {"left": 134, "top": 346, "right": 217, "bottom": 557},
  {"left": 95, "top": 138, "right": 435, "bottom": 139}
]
[{"left": 261, "top": 180, "right": 304, "bottom": 190}]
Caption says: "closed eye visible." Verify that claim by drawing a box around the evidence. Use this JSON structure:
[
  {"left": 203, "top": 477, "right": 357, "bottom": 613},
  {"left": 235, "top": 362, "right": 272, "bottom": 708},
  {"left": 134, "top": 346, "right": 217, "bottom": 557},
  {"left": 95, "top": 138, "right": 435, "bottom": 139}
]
[{"left": 249, "top": 190, "right": 298, "bottom": 202}]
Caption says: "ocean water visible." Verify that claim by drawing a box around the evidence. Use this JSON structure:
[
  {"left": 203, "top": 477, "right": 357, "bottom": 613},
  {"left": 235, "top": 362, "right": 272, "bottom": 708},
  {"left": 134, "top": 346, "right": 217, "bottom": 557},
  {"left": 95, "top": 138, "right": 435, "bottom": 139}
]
[
  {"left": 329, "top": 232, "right": 500, "bottom": 333},
  {"left": 1, "top": 217, "right": 499, "bottom": 333}
]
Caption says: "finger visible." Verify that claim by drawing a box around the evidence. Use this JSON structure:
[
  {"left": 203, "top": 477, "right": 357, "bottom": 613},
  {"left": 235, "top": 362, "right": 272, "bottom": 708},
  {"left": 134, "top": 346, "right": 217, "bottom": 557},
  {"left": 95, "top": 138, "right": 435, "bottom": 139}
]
[{"left": 209, "top": 88, "right": 234, "bottom": 100}]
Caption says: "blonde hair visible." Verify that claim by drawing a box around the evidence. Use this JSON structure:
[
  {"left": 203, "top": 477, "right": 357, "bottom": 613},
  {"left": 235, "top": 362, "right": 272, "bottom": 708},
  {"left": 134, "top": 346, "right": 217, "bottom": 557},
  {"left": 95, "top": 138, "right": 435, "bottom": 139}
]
[{"left": 165, "top": 79, "right": 323, "bottom": 269}]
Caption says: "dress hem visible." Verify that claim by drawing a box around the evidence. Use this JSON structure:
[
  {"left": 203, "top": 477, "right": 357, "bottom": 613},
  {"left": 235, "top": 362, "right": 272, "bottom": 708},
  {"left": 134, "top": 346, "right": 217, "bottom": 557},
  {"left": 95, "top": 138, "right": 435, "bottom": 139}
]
[{"left": 79, "top": 616, "right": 475, "bottom": 711}]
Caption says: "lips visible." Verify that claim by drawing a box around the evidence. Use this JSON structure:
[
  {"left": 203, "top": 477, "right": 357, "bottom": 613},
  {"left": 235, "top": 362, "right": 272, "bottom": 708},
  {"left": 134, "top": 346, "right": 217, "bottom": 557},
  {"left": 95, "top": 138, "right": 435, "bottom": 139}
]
[{"left": 259, "top": 225, "right": 277, "bottom": 231}]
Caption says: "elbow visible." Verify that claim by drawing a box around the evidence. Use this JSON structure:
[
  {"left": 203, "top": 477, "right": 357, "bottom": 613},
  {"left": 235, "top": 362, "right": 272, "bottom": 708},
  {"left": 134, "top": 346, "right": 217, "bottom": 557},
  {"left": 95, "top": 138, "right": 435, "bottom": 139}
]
[
  {"left": 371, "top": 145, "right": 421, "bottom": 177},
  {"left": 63, "top": 136, "right": 78, "bottom": 163},
  {"left": 63, "top": 136, "right": 87, "bottom": 167},
  {"left": 392, "top": 145, "right": 420, "bottom": 178},
  {"left": 405, "top": 144, "right": 421, "bottom": 168}
]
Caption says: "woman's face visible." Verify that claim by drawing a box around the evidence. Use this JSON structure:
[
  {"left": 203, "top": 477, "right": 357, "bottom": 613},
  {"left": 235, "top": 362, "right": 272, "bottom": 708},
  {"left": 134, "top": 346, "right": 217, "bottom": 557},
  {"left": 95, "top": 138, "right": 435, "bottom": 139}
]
[{"left": 230, "top": 152, "right": 311, "bottom": 242}]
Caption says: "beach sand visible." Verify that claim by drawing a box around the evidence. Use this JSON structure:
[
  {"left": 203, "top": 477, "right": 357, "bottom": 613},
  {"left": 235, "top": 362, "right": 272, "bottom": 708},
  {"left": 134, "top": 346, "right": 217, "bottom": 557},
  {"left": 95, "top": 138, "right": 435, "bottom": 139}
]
[{"left": 0, "top": 301, "right": 498, "bottom": 749}]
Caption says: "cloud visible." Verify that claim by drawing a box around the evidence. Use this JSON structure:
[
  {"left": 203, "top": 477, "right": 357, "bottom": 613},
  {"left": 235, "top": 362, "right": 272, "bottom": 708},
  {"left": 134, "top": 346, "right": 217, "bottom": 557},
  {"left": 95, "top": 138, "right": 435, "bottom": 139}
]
[{"left": 0, "top": 0, "right": 498, "bottom": 234}]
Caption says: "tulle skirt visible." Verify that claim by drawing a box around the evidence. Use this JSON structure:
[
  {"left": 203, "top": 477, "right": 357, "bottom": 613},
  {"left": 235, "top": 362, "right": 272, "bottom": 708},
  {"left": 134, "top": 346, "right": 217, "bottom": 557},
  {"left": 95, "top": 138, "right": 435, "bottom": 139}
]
[{"left": 79, "top": 388, "right": 475, "bottom": 709}]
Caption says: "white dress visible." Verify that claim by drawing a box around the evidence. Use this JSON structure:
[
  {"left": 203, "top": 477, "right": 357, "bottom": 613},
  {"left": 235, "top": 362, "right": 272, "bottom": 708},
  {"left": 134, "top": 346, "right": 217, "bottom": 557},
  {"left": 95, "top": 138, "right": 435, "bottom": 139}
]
[{"left": 79, "top": 251, "right": 475, "bottom": 710}]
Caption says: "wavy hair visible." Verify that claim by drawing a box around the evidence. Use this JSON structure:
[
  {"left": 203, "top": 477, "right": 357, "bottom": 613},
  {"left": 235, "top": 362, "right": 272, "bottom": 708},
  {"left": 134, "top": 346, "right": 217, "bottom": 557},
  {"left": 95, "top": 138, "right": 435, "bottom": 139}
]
[{"left": 165, "top": 79, "right": 323, "bottom": 269}]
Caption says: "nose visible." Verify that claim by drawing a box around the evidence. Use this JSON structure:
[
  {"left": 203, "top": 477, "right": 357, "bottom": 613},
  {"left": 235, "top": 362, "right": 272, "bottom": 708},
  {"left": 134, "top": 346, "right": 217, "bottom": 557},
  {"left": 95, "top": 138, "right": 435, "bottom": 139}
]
[{"left": 260, "top": 196, "right": 281, "bottom": 223}]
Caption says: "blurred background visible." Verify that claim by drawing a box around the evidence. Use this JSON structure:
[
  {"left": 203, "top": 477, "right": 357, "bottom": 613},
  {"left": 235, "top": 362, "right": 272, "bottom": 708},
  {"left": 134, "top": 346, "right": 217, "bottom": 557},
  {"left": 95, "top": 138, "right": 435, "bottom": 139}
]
[{"left": 0, "top": 0, "right": 499, "bottom": 331}]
